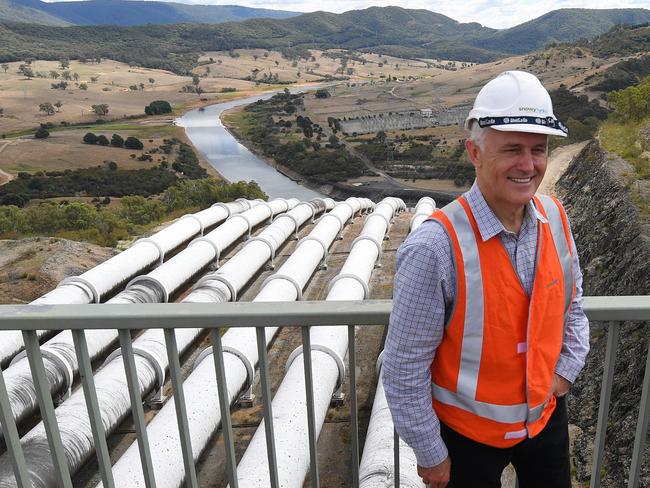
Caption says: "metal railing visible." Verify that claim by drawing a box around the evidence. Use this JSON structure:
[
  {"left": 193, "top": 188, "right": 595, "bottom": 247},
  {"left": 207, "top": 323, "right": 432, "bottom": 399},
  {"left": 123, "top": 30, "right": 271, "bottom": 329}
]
[{"left": 0, "top": 296, "right": 648, "bottom": 488}]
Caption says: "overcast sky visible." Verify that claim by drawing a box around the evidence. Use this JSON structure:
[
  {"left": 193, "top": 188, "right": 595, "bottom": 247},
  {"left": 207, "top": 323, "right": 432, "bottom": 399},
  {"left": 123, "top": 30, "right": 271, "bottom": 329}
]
[{"left": 42, "top": 0, "right": 650, "bottom": 29}]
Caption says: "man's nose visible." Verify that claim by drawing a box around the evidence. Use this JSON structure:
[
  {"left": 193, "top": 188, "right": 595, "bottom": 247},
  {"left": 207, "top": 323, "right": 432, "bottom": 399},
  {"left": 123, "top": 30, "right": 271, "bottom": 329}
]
[{"left": 517, "top": 150, "right": 536, "bottom": 171}]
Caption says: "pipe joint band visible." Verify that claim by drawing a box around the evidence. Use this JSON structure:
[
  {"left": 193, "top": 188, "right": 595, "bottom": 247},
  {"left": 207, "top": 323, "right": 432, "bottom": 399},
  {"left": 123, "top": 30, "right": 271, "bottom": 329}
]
[
  {"left": 352, "top": 235, "right": 383, "bottom": 259},
  {"left": 376, "top": 350, "right": 384, "bottom": 375},
  {"left": 338, "top": 201, "right": 356, "bottom": 219},
  {"left": 298, "top": 236, "right": 329, "bottom": 266},
  {"left": 248, "top": 236, "right": 276, "bottom": 265},
  {"left": 190, "top": 237, "right": 222, "bottom": 265},
  {"left": 211, "top": 202, "right": 232, "bottom": 218},
  {"left": 295, "top": 202, "right": 316, "bottom": 221},
  {"left": 194, "top": 345, "right": 255, "bottom": 402},
  {"left": 226, "top": 214, "right": 253, "bottom": 238},
  {"left": 235, "top": 198, "right": 252, "bottom": 210},
  {"left": 11, "top": 346, "right": 75, "bottom": 399},
  {"left": 134, "top": 237, "right": 166, "bottom": 266},
  {"left": 262, "top": 274, "right": 303, "bottom": 300},
  {"left": 193, "top": 273, "right": 237, "bottom": 302},
  {"left": 273, "top": 213, "right": 301, "bottom": 237},
  {"left": 126, "top": 275, "right": 169, "bottom": 303},
  {"left": 270, "top": 198, "right": 290, "bottom": 213},
  {"left": 255, "top": 201, "right": 275, "bottom": 221},
  {"left": 318, "top": 212, "right": 345, "bottom": 234},
  {"left": 105, "top": 347, "right": 166, "bottom": 403},
  {"left": 365, "top": 212, "right": 391, "bottom": 231},
  {"left": 58, "top": 276, "right": 101, "bottom": 304},
  {"left": 179, "top": 214, "right": 205, "bottom": 236},
  {"left": 328, "top": 273, "right": 370, "bottom": 299},
  {"left": 286, "top": 344, "right": 346, "bottom": 395}
]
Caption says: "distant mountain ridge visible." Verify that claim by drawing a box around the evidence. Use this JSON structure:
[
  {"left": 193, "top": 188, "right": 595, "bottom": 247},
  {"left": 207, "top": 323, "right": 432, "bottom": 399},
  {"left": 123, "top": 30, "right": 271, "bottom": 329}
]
[
  {"left": 2, "top": 0, "right": 299, "bottom": 25},
  {"left": 1, "top": 6, "right": 649, "bottom": 72}
]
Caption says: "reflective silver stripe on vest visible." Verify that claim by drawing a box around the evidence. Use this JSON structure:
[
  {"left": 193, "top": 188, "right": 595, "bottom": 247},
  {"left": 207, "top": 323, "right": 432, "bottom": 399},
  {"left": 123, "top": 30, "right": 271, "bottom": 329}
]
[
  {"left": 441, "top": 200, "right": 484, "bottom": 400},
  {"left": 536, "top": 195, "right": 574, "bottom": 315},
  {"left": 432, "top": 383, "right": 528, "bottom": 423}
]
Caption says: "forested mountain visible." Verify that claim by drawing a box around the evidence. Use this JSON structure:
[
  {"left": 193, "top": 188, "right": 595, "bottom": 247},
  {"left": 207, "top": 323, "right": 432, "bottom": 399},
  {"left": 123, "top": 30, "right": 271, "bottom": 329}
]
[
  {"left": 2, "top": 0, "right": 298, "bottom": 26},
  {"left": 1, "top": 6, "right": 649, "bottom": 73},
  {"left": 469, "top": 8, "right": 650, "bottom": 54}
]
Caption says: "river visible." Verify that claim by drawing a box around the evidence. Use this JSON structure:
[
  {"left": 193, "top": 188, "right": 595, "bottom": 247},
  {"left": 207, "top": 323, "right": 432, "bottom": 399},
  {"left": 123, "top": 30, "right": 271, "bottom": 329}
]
[{"left": 175, "top": 93, "right": 325, "bottom": 200}]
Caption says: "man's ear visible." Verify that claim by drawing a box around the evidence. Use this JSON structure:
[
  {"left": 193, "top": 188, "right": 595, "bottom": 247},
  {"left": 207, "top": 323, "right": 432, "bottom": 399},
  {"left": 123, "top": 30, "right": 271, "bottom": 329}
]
[{"left": 465, "top": 138, "right": 481, "bottom": 169}]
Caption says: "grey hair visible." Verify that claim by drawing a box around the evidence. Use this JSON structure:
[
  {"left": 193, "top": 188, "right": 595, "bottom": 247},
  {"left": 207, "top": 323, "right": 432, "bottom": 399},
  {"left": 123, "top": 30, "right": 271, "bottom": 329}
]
[{"left": 467, "top": 120, "right": 487, "bottom": 150}]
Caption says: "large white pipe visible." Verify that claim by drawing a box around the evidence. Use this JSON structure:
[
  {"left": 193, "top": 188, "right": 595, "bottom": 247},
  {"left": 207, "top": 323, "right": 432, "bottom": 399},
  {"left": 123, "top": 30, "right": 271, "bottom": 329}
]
[
  {"left": 0, "top": 199, "right": 294, "bottom": 434},
  {"left": 358, "top": 196, "right": 436, "bottom": 488},
  {"left": 234, "top": 198, "right": 403, "bottom": 487},
  {"left": 0, "top": 198, "right": 328, "bottom": 488},
  {"left": 358, "top": 369, "right": 424, "bottom": 488},
  {"left": 0, "top": 199, "right": 254, "bottom": 368},
  {"left": 100, "top": 198, "right": 370, "bottom": 488}
]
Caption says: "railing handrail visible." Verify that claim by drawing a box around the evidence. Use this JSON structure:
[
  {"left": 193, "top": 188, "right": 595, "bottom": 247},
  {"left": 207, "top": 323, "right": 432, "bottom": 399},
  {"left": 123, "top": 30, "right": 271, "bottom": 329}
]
[{"left": 0, "top": 295, "right": 648, "bottom": 331}]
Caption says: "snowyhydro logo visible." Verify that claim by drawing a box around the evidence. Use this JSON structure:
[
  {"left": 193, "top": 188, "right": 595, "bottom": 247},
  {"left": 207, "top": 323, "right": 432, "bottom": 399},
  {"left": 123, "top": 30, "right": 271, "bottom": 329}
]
[{"left": 518, "top": 107, "right": 547, "bottom": 115}]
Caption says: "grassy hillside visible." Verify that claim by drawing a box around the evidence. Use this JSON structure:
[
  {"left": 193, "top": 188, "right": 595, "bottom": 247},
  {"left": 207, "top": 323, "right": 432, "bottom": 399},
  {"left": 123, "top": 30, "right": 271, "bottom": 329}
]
[
  {"left": 1, "top": 7, "right": 649, "bottom": 71},
  {"left": 0, "top": 0, "right": 68, "bottom": 26},
  {"left": 5, "top": 0, "right": 298, "bottom": 26},
  {"left": 471, "top": 8, "right": 650, "bottom": 54}
]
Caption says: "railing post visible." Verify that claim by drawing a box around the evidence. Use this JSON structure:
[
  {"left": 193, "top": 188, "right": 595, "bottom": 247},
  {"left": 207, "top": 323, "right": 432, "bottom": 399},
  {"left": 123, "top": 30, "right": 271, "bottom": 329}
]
[
  {"left": 590, "top": 323, "right": 619, "bottom": 488},
  {"left": 627, "top": 332, "right": 650, "bottom": 488}
]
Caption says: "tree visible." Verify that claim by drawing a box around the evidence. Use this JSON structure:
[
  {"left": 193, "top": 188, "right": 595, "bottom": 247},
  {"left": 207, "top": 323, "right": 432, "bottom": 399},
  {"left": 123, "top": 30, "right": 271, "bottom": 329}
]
[
  {"left": 54, "top": 101, "right": 63, "bottom": 112},
  {"left": 2, "top": 64, "right": 8, "bottom": 74},
  {"left": 315, "top": 88, "right": 330, "bottom": 99},
  {"left": 90, "top": 76, "right": 99, "bottom": 83},
  {"left": 72, "top": 73, "right": 79, "bottom": 82},
  {"left": 50, "top": 70, "right": 60, "bottom": 79},
  {"left": 192, "top": 74, "right": 200, "bottom": 87},
  {"left": 59, "top": 59, "right": 70, "bottom": 70},
  {"left": 145, "top": 100, "right": 172, "bottom": 115},
  {"left": 139, "top": 83, "right": 145, "bottom": 91},
  {"left": 96, "top": 135, "right": 110, "bottom": 146},
  {"left": 149, "top": 78, "right": 155, "bottom": 89},
  {"left": 39, "top": 102, "right": 55, "bottom": 116},
  {"left": 83, "top": 132, "right": 98, "bottom": 144},
  {"left": 92, "top": 104, "right": 109, "bottom": 116},
  {"left": 124, "top": 136, "right": 144, "bottom": 150},
  {"left": 61, "top": 71, "right": 72, "bottom": 81},
  {"left": 19, "top": 65, "right": 34, "bottom": 79},
  {"left": 34, "top": 127, "right": 49, "bottom": 139},
  {"left": 107, "top": 161, "right": 118, "bottom": 171},
  {"left": 111, "top": 134, "right": 124, "bottom": 147},
  {"left": 79, "top": 83, "right": 88, "bottom": 90}
]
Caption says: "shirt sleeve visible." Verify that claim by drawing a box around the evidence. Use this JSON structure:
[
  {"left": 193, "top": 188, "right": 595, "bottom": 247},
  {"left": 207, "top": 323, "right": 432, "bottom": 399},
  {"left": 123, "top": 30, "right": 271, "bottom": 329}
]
[
  {"left": 555, "top": 221, "right": 590, "bottom": 383},
  {"left": 382, "top": 221, "right": 454, "bottom": 468}
]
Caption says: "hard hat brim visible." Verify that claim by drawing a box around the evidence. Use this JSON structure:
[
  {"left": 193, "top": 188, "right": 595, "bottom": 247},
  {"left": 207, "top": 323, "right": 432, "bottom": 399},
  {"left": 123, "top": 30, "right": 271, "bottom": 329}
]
[{"left": 491, "top": 124, "right": 568, "bottom": 138}]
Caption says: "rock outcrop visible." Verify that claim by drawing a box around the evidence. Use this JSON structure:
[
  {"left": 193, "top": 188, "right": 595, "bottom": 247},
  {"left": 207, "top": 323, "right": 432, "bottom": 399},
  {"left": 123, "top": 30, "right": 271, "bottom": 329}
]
[{"left": 557, "top": 141, "right": 650, "bottom": 487}]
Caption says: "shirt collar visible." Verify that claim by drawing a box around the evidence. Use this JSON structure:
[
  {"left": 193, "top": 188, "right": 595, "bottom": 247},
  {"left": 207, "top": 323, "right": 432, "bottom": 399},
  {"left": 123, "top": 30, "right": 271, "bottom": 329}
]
[{"left": 463, "top": 181, "right": 548, "bottom": 242}]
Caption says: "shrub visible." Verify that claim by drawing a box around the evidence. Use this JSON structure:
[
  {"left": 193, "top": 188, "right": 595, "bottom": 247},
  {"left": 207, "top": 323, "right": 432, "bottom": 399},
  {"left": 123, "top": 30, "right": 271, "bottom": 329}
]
[
  {"left": 96, "top": 135, "right": 110, "bottom": 146},
  {"left": 110, "top": 134, "right": 124, "bottom": 147},
  {"left": 124, "top": 136, "right": 144, "bottom": 150},
  {"left": 34, "top": 127, "right": 50, "bottom": 139},
  {"left": 144, "top": 100, "right": 172, "bottom": 116},
  {"left": 83, "top": 132, "right": 98, "bottom": 144}
]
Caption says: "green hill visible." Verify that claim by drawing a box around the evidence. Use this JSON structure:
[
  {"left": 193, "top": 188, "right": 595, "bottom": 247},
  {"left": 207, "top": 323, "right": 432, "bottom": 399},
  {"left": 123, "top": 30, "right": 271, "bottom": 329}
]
[
  {"left": 1, "top": 6, "right": 649, "bottom": 73},
  {"left": 3, "top": 0, "right": 299, "bottom": 26}
]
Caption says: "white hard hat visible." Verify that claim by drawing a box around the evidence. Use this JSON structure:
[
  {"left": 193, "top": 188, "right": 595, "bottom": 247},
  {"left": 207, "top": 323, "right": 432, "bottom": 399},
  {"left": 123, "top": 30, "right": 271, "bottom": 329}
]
[{"left": 465, "top": 70, "right": 568, "bottom": 137}]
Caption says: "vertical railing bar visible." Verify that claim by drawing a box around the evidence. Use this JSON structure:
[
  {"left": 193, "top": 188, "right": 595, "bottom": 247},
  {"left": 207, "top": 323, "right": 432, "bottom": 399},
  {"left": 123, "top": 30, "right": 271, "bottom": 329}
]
[
  {"left": 256, "top": 326, "right": 280, "bottom": 488},
  {"left": 210, "top": 328, "right": 238, "bottom": 488},
  {"left": 118, "top": 328, "right": 157, "bottom": 488},
  {"left": 301, "top": 326, "right": 320, "bottom": 488},
  {"left": 393, "top": 428, "right": 400, "bottom": 486},
  {"left": 71, "top": 329, "right": 115, "bottom": 488},
  {"left": 590, "top": 323, "right": 619, "bottom": 488},
  {"left": 163, "top": 328, "right": 199, "bottom": 488},
  {"left": 348, "top": 325, "right": 360, "bottom": 488},
  {"left": 0, "top": 367, "right": 31, "bottom": 487},
  {"left": 628, "top": 331, "right": 650, "bottom": 488},
  {"left": 22, "top": 330, "right": 73, "bottom": 488}
]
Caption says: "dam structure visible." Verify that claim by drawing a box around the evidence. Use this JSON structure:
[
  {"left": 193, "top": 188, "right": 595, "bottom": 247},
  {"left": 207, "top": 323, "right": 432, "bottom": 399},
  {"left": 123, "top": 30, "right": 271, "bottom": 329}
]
[{"left": 0, "top": 193, "right": 647, "bottom": 488}]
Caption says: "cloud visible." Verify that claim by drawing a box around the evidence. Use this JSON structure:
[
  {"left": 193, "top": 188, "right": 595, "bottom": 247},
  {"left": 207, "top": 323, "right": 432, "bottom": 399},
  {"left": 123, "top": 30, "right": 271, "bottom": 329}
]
[{"left": 42, "top": 0, "right": 650, "bottom": 29}]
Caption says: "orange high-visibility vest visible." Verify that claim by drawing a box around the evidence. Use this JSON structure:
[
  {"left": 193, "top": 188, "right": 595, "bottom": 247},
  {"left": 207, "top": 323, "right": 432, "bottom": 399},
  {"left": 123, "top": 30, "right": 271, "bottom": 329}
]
[{"left": 429, "top": 194, "right": 575, "bottom": 447}]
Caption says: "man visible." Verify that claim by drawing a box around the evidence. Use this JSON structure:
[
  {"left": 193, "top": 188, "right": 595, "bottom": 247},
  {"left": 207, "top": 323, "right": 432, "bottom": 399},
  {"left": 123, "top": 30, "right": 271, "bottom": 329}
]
[{"left": 383, "top": 71, "right": 590, "bottom": 488}]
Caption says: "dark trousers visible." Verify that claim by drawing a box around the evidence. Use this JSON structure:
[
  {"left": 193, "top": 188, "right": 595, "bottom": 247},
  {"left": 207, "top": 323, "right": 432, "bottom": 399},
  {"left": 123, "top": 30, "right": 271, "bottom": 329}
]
[{"left": 440, "top": 396, "right": 571, "bottom": 488}]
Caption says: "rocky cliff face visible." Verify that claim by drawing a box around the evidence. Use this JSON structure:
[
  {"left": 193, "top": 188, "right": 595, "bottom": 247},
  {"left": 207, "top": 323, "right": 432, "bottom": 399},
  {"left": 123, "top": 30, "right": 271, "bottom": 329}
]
[{"left": 556, "top": 141, "right": 650, "bottom": 487}]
